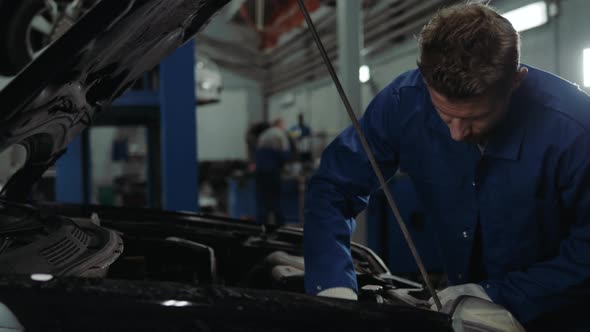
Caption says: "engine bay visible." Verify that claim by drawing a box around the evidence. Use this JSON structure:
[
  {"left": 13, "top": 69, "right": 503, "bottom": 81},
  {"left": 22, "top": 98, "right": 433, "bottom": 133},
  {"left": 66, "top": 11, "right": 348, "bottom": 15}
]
[
  {"left": 0, "top": 202, "right": 432, "bottom": 308},
  {"left": 102, "top": 217, "right": 433, "bottom": 307}
]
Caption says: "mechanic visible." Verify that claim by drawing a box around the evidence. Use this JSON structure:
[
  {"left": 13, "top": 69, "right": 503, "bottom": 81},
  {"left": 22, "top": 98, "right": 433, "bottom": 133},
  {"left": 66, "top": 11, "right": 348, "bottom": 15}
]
[
  {"left": 256, "top": 118, "right": 292, "bottom": 225},
  {"left": 303, "top": 3, "right": 590, "bottom": 331},
  {"left": 289, "top": 113, "right": 313, "bottom": 162}
]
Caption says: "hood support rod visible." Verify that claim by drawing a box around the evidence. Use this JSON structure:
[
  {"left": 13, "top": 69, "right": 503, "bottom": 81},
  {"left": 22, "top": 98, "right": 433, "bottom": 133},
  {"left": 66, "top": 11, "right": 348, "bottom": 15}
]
[{"left": 295, "top": 0, "right": 442, "bottom": 311}]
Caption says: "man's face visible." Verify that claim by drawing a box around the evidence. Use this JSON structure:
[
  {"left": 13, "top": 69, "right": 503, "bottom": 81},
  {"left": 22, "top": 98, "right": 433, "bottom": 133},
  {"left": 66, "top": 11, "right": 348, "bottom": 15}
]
[
  {"left": 427, "top": 67, "right": 528, "bottom": 144},
  {"left": 428, "top": 88, "right": 510, "bottom": 144}
]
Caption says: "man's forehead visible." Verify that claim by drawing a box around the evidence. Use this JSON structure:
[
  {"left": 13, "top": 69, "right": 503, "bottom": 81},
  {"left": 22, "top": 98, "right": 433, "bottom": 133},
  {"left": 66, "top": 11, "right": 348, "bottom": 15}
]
[{"left": 428, "top": 87, "right": 494, "bottom": 118}]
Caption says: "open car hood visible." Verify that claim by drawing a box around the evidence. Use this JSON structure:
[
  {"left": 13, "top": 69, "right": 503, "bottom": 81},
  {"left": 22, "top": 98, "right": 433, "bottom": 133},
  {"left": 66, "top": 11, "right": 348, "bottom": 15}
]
[{"left": 0, "top": 0, "right": 230, "bottom": 200}]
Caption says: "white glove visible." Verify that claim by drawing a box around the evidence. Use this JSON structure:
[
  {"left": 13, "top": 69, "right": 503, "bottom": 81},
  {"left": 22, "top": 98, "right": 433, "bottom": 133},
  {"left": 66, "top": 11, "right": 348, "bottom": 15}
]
[
  {"left": 428, "top": 283, "right": 491, "bottom": 311},
  {"left": 317, "top": 287, "right": 358, "bottom": 300}
]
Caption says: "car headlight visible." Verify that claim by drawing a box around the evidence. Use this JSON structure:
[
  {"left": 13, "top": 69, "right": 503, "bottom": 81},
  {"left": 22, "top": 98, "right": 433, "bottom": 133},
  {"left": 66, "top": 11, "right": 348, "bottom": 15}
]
[{"left": 450, "top": 296, "right": 525, "bottom": 332}]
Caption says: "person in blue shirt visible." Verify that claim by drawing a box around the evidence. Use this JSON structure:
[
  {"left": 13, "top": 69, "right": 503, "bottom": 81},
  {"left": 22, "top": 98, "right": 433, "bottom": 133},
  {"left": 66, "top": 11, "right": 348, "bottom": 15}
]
[
  {"left": 290, "top": 113, "right": 312, "bottom": 139},
  {"left": 256, "top": 118, "right": 292, "bottom": 225},
  {"left": 303, "top": 3, "right": 590, "bottom": 331},
  {"left": 289, "top": 113, "right": 313, "bottom": 162}
]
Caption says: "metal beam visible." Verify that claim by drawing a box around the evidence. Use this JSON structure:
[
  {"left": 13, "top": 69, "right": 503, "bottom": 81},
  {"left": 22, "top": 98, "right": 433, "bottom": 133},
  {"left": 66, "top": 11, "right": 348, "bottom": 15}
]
[
  {"left": 198, "top": 35, "right": 261, "bottom": 63},
  {"left": 336, "top": 0, "right": 366, "bottom": 247},
  {"left": 256, "top": 0, "right": 264, "bottom": 30},
  {"left": 202, "top": 0, "right": 448, "bottom": 96},
  {"left": 364, "top": 0, "right": 440, "bottom": 43},
  {"left": 223, "top": 0, "right": 247, "bottom": 21},
  {"left": 268, "top": 43, "right": 338, "bottom": 86},
  {"left": 265, "top": 0, "right": 439, "bottom": 95},
  {"left": 337, "top": 0, "right": 361, "bottom": 119},
  {"left": 265, "top": 0, "right": 440, "bottom": 95},
  {"left": 55, "top": 133, "right": 89, "bottom": 204},
  {"left": 159, "top": 41, "right": 199, "bottom": 212},
  {"left": 267, "top": 14, "right": 337, "bottom": 64},
  {"left": 266, "top": 0, "right": 403, "bottom": 66}
]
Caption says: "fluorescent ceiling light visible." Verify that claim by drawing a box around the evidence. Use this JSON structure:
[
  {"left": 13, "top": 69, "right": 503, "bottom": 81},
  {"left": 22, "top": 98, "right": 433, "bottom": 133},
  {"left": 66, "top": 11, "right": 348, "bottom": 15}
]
[
  {"left": 162, "top": 299, "right": 190, "bottom": 307},
  {"left": 174, "top": 301, "right": 190, "bottom": 307},
  {"left": 359, "top": 65, "right": 371, "bottom": 83},
  {"left": 584, "top": 48, "right": 590, "bottom": 88},
  {"left": 502, "top": 2, "right": 548, "bottom": 32},
  {"left": 30, "top": 273, "right": 53, "bottom": 282}
]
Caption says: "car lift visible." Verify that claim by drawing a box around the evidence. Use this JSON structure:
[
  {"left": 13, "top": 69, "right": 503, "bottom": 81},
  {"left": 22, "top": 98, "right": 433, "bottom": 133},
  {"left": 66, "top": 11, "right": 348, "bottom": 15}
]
[{"left": 56, "top": 42, "right": 199, "bottom": 212}]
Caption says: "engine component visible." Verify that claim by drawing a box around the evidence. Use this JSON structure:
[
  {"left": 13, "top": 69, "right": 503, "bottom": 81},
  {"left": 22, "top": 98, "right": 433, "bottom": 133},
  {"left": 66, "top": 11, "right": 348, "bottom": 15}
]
[
  {"left": 166, "top": 237, "right": 218, "bottom": 283},
  {"left": 265, "top": 251, "right": 304, "bottom": 270},
  {"left": 0, "top": 215, "right": 122, "bottom": 277}
]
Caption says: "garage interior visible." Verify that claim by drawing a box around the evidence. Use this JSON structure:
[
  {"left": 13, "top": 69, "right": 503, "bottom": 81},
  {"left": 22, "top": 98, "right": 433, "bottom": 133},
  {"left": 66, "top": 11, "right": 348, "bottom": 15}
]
[{"left": 0, "top": 0, "right": 589, "bottom": 330}]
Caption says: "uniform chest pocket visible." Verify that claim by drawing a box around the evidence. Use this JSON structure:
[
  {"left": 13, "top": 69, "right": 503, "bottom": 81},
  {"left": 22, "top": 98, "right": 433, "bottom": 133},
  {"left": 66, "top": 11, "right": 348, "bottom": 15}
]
[{"left": 399, "top": 153, "right": 466, "bottom": 188}]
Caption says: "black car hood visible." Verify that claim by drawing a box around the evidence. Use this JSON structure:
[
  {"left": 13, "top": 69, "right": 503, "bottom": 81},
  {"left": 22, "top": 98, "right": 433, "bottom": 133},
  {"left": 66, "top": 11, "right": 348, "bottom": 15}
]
[
  {"left": 0, "top": 0, "right": 230, "bottom": 200},
  {"left": 0, "top": 275, "right": 452, "bottom": 331}
]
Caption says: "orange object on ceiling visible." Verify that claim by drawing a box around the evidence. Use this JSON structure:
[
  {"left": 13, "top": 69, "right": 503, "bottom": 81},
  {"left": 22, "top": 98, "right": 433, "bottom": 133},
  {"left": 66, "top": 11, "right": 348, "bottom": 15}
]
[{"left": 239, "top": 0, "right": 321, "bottom": 50}]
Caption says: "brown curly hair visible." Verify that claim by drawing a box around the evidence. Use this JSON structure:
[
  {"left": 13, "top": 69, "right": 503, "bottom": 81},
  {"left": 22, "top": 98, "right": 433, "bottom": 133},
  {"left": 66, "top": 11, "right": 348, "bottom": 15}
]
[{"left": 417, "top": 2, "right": 520, "bottom": 100}]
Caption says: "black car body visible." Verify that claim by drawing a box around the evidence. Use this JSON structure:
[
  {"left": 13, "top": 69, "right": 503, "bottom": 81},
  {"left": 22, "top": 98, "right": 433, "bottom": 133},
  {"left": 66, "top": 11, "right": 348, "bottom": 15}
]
[
  {"left": 0, "top": 203, "right": 452, "bottom": 331},
  {"left": 0, "top": 0, "right": 523, "bottom": 331}
]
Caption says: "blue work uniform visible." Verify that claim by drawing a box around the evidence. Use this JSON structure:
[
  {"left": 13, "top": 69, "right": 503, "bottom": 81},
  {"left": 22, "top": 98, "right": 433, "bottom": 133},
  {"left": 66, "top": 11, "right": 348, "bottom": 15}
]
[
  {"left": 256, "top": 127, "right": 292, "bottom": 224},
  {"left": 304, "top": 65, "right": 590, "bottom": 329}
]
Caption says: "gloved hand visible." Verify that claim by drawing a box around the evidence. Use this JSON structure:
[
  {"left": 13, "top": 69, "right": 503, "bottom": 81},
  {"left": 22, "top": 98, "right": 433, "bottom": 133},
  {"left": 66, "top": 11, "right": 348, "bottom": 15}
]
[
  {"left": 428, "top": 283, "right": 491, "bottom": 311},
  {"left": 317, "top": 287, "right": 358, "bottom": 300}
]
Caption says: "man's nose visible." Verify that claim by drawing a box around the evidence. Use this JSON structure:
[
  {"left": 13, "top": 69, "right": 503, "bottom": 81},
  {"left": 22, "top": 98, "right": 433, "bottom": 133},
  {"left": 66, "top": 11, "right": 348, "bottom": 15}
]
[{"left": 448, "top": 118, "right": 470, "bottom": 141}]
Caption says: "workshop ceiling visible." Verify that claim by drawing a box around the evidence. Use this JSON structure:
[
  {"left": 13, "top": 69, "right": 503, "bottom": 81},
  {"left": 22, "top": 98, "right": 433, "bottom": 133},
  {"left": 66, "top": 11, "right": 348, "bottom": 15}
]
[
  {"left": 228, "top": 0, "right": 379, "bottom": 51},
  {"left": 199, "top": 0, "right": 464, "bottom": 95}
]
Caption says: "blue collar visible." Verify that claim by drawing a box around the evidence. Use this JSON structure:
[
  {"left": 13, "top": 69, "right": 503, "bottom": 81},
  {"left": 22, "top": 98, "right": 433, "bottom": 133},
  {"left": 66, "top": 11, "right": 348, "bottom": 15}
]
[{"left": 483, "top": 98, "right": 526, "bottom": 161}]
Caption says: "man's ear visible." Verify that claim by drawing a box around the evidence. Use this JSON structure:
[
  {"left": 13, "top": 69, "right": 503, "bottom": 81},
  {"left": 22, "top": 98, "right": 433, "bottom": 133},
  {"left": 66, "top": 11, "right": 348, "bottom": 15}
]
[{"left": 513, "top": 66, "right": 528, "bottom": 90}]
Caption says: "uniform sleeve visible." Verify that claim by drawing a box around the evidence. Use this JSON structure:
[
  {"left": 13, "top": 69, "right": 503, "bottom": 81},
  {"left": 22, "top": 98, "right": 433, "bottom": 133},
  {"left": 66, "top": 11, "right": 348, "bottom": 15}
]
[
  {"left": 482, "top": 134, "right": 590, "bottom": 323},
  {"left": 303, "top": 84, "right": 404, "bottom": 295}
]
